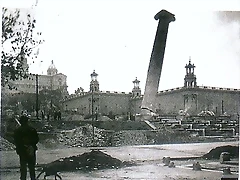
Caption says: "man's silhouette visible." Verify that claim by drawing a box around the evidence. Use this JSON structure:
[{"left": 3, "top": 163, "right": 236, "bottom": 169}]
[
  {"left": 14, "top": 115, "right": 39, "bottom": 180},
  {"left": 57, "top": 110, "right": 61, "bottom": 120}
]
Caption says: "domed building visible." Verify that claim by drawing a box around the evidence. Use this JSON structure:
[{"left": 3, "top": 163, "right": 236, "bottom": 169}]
[{"left": 2, "top": 60, "right": 68, "bottom": 95}]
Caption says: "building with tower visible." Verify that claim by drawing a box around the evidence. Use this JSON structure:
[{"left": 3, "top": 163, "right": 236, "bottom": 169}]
[
  {"left": 2, "top": 60, "right": 68, "bottom": 95},
  {"left": 62, "top": 59, "right": 240, "bottom": 119},
  {"left": 63, "top": 70, "right": 135, "bottom": 116}
]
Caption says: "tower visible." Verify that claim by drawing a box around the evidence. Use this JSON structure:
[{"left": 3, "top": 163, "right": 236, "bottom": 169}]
[
  {"left": 184, "top": 57, "right": 197, "bottom": 88},
  {"left": 47, "top": 60, "right": 58, "bottom": 76},
  {"left": 132, "top": 77, "right": 141, "bottom": 97},
  {"left": 90, "top": 70, "right": 99, "bottom": 92}
]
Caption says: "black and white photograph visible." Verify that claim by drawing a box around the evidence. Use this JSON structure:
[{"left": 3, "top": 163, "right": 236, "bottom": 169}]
[{"left": 1, "top": 0, "right": 239, "bottom": 179}]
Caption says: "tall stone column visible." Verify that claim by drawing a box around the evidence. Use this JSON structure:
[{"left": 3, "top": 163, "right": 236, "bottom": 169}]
[{"left": 141, "top": 10, "right": 175, "bottom": 119}]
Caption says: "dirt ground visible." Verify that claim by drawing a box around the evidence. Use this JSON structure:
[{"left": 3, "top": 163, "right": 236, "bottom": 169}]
[
  {"left": 0, "top": 164, "right": 225, "bottom": 180},
  {"left": 1, "top": 141, "right": 239, "bottom": 180}
]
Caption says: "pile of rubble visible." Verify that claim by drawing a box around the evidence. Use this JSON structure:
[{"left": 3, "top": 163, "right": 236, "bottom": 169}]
[
  {"left": 56, "top": 125, "right": 195, "bottom": 148},
  {"left": 40, "top": 150, "right": 134, "bottom": 172},
  {"left": 57, "top": 125, "right": 111, "bottom": 147},
  {"left": 112, "top": 130, "right": 149, "bottom": 146},
  {"left": 202, "top": 145, "right": 239, "bottom": 160},
  {"left": 0, "top": 136, "right": 16, "bottom": 151},
  {"left": 52, "top": 122, "right": 213, "bottom": 148},
  {"left": 56, "top": 125, "right": 152, "bottom": 147}
]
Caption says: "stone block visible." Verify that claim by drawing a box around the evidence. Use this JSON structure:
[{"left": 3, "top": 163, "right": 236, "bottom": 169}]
[
  {"left": 193, "top": 162, "right": 202, "bottom": 171},
  {"left": 221, "top": 168, "right": 238, "bottom": 180},
  {"left": 223, "top": 167, "right": 232, "bottom": 175},
  {"left": 168, "top": 161, "right": 175, "bottom": 168},
  {"left": 220, "top": 152, "right": 231, "bottom": 164},
  {"left": 162, "top": 156, "right": 170, "bottom": 166}
]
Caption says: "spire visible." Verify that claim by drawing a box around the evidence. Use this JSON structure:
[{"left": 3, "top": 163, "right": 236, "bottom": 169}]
[
  {"left": 133, "top": 77, "right": 140, "bottom": 84},
  {"left": 90, "top": 70, "right": 98, "bottom": 80}
]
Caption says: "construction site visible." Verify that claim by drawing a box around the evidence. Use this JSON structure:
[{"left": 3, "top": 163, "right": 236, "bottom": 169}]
[{"left": 1, "top": 8, "right": 239, "bottom": 180}]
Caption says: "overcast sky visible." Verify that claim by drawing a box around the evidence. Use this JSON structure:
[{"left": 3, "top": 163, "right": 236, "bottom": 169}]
[{"left": 2, "top": 0, "right": 240, "bottom": 94}]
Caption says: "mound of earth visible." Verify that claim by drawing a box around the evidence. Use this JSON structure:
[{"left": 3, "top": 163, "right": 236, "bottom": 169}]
[
  {"left": 0, "top": 136, "right": 15, "bottom": 151},
  {"left": 41, "top": 150, "right": 135, "bottom": 172},
  {"left": 202, "top": 145, "right": 239, "bottom": 160}
]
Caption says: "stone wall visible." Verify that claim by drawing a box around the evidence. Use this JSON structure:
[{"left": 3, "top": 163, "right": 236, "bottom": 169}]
[
  {"left": 137, "top": 87, "right": 240, "bottom": 116},
  {"left": 196, "top": 88, "right": 240, "bottom": 115},
  {"left": 156, "top": 89, "right": 185, "bottom": 114},
  {"left": 63, "top": 87, "right": 240, "bottom": 117},
  {"left": 63, "top": 92, "right": 132, "bottom": 116},
  {"left": 99, "top": 93, "right": 131, "bottom": 115}
]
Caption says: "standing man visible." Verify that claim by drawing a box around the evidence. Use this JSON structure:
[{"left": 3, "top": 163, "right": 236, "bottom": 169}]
[
  {"left": 41, "top": 110, "right": 44, "bottom": 120},
  {"left": 47, "top": 113, "right": 50, "bottom": 121},
  {"left": 14, "top": 115, "right": 39, "bottom": 180},
  {"left": 57, "top": 110, "right": 61, "bottom": 120},
  {"left": 54, "top": 110, "right": 57, "bottom": 120}
]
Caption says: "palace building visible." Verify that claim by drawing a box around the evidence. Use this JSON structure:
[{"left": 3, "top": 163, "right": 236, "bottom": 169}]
[
  {"left": 2, "top": 60, "right": 68, "bottom": 96},
  {"left": 62, "top": 60, "right": 240, "bottom": 118}
]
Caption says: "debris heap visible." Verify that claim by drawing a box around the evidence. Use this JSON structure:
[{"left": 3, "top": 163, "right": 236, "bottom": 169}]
[
  {"left": 112, "top": 130, "right": 148, "bottom": 146},
  {"left": 42, "top": 150, "right": 134, "bottom": 172},
  {"left": 57, "top": 125, "right": 111, "bottom": 147},
  {"left": 0, "top": 136, "right": 15, "bottom": 151},
  {"left": 202, "top": 145, "right": 239, "bottom": 160}
]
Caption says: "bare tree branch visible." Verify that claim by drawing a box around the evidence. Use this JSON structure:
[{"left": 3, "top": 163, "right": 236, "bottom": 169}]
[{"left": 1, "top": 7, "right": 44, "bottom": 88}]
